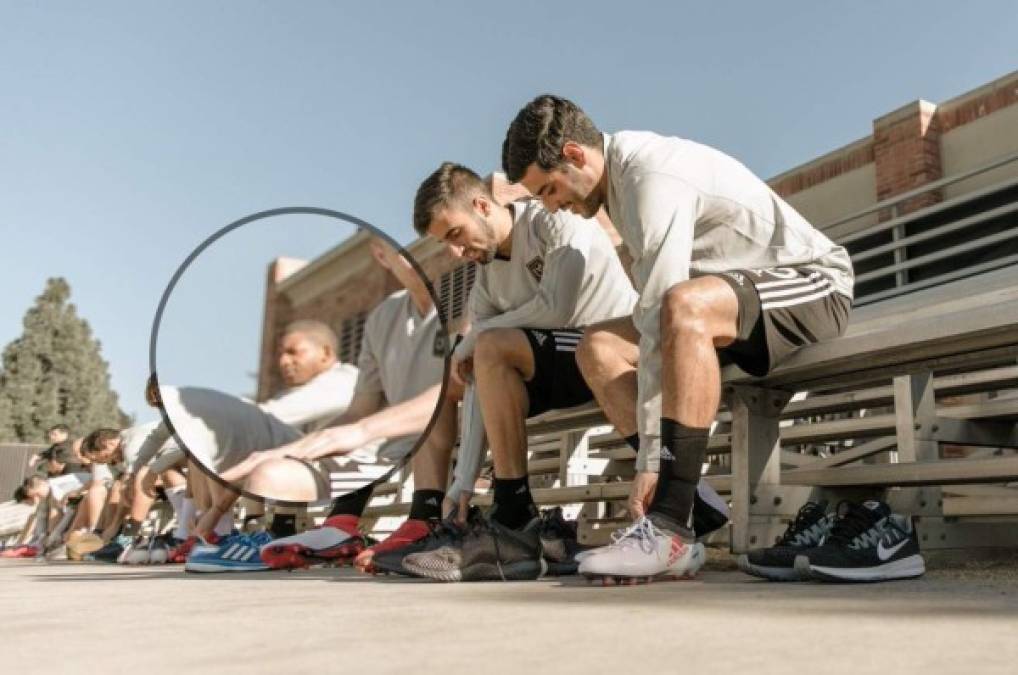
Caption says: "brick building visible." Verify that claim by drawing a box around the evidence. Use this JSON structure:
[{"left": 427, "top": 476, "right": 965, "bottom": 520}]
[{"left": 257, "top": 70, "right": 1018, "bottom": 400}]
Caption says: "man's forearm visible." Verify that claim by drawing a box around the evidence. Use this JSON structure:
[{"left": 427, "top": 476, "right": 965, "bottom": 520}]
[{"left": 358, "top": 383, "right": 442, "bottom": 447}]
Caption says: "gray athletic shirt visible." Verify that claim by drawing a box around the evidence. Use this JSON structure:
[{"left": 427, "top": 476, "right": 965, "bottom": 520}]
[
  {"left": 355, "top": 289, "right": 447, "bottom": 462},
  {"left": 141, "top": 387, "right": 303, "bottom": 472},
  {"left": 455, "top": 200, "right": 637, "bottom": 360},
  {"left": 259, "top": 362, "right": 359, "bottom": 431},
  {"left": 448, "top": 202, "right": 638, "bottom": 497},
  {"left": 602, "top": 130, "right": 855, "bottom": 470}
]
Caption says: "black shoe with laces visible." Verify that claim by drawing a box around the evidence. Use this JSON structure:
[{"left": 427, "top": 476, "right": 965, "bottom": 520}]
[
  {"left": 371, "top": 507, "right": 480, "bottom": 577},
  {"left": 401, "top": 508, "right": 546, "bottom": 582},
  {"left": 538, "top": 507, "right": 590, "bottom": 576},
  {"left": 793, "top": 500, "right": 925, "bottom": 582},
  {"left": 737, "top": 501, "right": 832, "bottom": 581}
]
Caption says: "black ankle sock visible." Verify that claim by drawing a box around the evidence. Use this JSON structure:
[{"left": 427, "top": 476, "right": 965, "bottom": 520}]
[
  {"left": 649, "top": 418, "right": 709, "bottom": 530},
  {"left": 492, "top": 476, "right": 538, "bottom": 530},
  {"left": 624, "top": 433, "right": 640, "bottom": 452},
  {"left": 328, "top": 486, "right": 373, "bottom": 518},
  {"left": 121, "top": 518, "right": 141, "bottom": 538},
  {"left": 269, "top": 514, "right": 297, "bottom": 538},
  {"left": 408, "top": 489, "right": 444, "bottom": 521}
]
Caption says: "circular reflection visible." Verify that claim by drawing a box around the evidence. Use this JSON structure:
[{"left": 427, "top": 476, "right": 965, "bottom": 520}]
[{"left": 148, "top": 207, "right": 451, "bottom": 506}]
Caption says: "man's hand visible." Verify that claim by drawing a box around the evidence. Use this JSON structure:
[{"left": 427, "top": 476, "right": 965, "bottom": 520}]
[
  {"left": 628, "top": 471, "right": 659, "bottom": 519},
  {"left": 451, "top": 353, "right": 474, "bottom": 387},
  {"left": 442, "top": 491, "right": 472, "bottom": 525}
]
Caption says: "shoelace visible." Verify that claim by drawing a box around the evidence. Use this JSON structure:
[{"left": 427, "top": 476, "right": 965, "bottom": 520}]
[
  {"left": 825, "top": 503, "right": 879, "bottom": 547},
  {"left": 608, "top": 517, "right": 662, "bottom": 556},
  {"left": 776, "top": 502, "right": 826, "bottom": 545}
]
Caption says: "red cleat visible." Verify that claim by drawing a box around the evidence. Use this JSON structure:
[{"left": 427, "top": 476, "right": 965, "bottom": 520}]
[
  {"left": 354, "top": 519, "right": 433, "bottom": 574},
  {"left": 259, "top": 515, "right": 365, "bottom": 570}
]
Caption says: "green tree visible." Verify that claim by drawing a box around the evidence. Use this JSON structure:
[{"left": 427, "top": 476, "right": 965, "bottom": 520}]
[{"left": 0, "top": 278, "right": 128, "bottom": 442}]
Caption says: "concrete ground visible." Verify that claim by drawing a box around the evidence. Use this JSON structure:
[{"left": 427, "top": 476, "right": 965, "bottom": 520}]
[{"left": 2, "top": 555, "right": 1017, "bottom": 675}]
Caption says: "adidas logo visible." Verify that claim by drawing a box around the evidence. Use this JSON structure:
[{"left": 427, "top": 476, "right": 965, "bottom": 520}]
[
  {"left": 727, "top": 272, "right": 746, "bottom": 286},
  {"left": 532, "top": 332, "right": 547, "bottom": 346},
  {"left": 660, "top": 447, "right": 676, "bottom": 461},
  {"left": 515, "top": 485, "right": 528, "bottom": 494},
  {"left": 425, "top": 497, "right": 439, "bottom": 506}
]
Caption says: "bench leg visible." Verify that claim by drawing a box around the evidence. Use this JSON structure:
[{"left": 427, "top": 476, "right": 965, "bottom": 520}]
[
  {"left": 729, "top": 385, "right": 793, "bottom": 554},
  {"left": 890, "top": 371, "right": 943, "bottom": 518}
]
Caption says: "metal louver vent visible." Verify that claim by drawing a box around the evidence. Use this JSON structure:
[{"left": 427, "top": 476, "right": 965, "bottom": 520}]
[
  {"left": 438, "top": 263, "right": 477, "bottom": 323},
  {"left": 338, "top": 313, "right": 367, "bottom": 364}
]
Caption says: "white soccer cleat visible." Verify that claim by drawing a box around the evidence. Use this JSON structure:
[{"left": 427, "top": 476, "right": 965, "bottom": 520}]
[{"left": 577, "top": 516, "right": 706, "bottom": 585}]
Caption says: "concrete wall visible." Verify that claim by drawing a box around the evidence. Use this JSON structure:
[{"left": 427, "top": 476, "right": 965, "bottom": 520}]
[
  {"left": 784, "top": 162, "right": 878, "bottom": 236},
  {"left": 941, "top": 103, "right": 1018, "bottom": 200}
]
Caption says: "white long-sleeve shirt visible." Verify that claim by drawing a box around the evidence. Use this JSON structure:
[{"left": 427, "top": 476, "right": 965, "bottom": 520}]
[
  {"left": 602, "top": 130, "right": 854, "bottom": 471},
  {"left": 448, "top": 201, "right": 638, "bottom": 498},
  {"left": 454, "top": 200, "right": 637, "bottom": 361}
]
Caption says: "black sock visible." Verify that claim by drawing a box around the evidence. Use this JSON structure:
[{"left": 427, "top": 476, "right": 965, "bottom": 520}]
[
  {"left": 624, "top": 433, "right": 640, "bottom": 452},
  {"left": 327, "top": 486, "right": 372, "bottom": 518},
  {"left": 269, "top": 514, "right": 297, "bottom": 538},
  {"left": 408, "top": 489, "right": 444, "bottom": 521},
  {"left": 491, "top": 476, "right": 537, "bottom": 530},
  {"left": 121, "top": 518, "right": 141, "bottom": 538},
  {"left": 649, "top": 418, "right": 709, "bottom": 531}
]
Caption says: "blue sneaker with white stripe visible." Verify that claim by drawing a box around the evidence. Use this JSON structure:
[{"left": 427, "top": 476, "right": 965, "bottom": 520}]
[{"left": 184, "top": 532, "right": 274, "bottom": 573}]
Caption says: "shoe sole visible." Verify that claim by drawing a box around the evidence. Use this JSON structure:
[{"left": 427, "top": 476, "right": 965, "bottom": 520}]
[
  {"left": 736, "top": 554, "right": 800, "bottom": 582},
  {"left": 404, "top": 557, "right": 547, "bottom": 582},
  {"left": 260, "top": 541, "right": 364, "bottom": 570},
  {"left": 184, "top": 562, "right": 272, "bottom": 573},
  {"left": 582, "top": 571, "right": 698, "bottom": 586},
  {"left": 799, "top": 554, "right": 926, "bottom": 583}
]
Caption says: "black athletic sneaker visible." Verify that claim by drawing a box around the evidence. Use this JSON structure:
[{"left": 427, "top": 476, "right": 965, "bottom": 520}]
[
  {"left": 371, "top": 507, "right": 480, "bottom": 577},
  {"left": 538, "top": 507, "right": 589, "bottom": 576},
  {"left": 401, "top": 510, "right": 546, "bottom": 582},
  {"left": 793, "top": 501, "right": 925, "bottom": 582},
  {"left": 737, "top": 501, "right": 832, "bottom": 581}
]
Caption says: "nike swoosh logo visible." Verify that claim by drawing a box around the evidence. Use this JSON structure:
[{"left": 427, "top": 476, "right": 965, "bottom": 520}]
[{"left": 877, "top": 538, "right": 908, "bottom": 561}]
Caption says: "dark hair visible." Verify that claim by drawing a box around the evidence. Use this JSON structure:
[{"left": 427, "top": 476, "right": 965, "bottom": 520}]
[
  {"left": 501, "top": 94, "right": 603, "bottom": 183},
  {"left": 82, "top": 428, "right": 121, "bottom": 454},
  {"left": 145, "top": 373, "right": 162, "bottom": 407},
  {"left": 412, "top": 162, "right": 491, "bottom": 237},
  {"left": 47, "top": 423, "right": 70, "bottom": 435},
  {"left": 13, "top": 486, "right": 28, "bottom": 502}
]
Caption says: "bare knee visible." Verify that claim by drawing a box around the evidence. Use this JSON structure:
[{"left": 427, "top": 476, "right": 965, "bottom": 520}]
[
  {"left": 662, "top": 283, "right": 713, "bottom": 338},
  {"left": 577, "top": 328, "right": 614, "bottom": 376},
  {"left": 474, "top": 328, "right": 530, "bottom": 374},
  {"left": 245, "top": 458, "right": 317, "bottom": 501}
]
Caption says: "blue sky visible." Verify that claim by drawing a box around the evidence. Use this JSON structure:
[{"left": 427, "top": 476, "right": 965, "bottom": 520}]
[{"left": 1, "top": 1, "right": 1016, "bottom": 423}]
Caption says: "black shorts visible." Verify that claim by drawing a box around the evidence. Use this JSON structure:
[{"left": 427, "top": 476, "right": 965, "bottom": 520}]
[
  {"left": 712, "top": 267, "right": 852, "bottom": 376},
  {"left": 521, "top": 328, "right": 595, "bottom": 418}
]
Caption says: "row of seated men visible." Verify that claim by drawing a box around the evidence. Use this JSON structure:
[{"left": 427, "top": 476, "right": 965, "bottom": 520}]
[{"left": 4, "top": 98, "right": 925, "bottom": 583}]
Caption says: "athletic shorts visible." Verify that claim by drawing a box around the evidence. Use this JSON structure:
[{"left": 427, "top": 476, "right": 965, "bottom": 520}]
[
  {"left": 293, "top": 445, "right": 395, "bottom": 502},
  {"left": 712, "top": 267, "right": 852, "bottom": 376},
  {"left": 521, "top": 328, "right": 595, "bottom": 418}
]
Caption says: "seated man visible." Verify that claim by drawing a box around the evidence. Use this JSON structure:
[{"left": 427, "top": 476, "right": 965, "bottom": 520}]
[
  {"left": 134, "top": 320, "right": 361, "bottom": 569},
  {"left": 197, "top": 237, "right": 458, "bottom": 573},
  {"left": 79, "top": 422, "right": 188, "bottom": 563},
  {"left": 400, "top": 163, "right": 728, "bottom": 582},
  {"left": 502, "top": 94, "right": 853, "bottom": 582}
]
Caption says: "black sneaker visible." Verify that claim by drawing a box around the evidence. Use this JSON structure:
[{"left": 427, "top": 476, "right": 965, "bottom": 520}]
[
  {"left": 401, "top": 511, "right": 546, "bottom": 582},
  {"left": 793, "top": 501, "right": 925, "bottom": 582},
  {"left": 85, "top": 537, "right": 129, "bottom": 563},
  {"left": 371, "top": 507, "right": 480, "bottom": 577},
  {"left": 537, "top": 507, "right": 590, "bottom": 576},
  {"left": 737, "top": 501, "right": 832, "bottom": 581}
]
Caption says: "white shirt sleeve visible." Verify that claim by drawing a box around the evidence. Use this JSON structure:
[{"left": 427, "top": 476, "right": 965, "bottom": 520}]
[
  {"left": 455, "top": 214, "right": 590, "bottom": 360},
  {"left": 447, "top": 384, "right": 487, "bottom": 499},
  {"left": 258, "top": 365, "right": 358, "bottom": 429},
  {"left": 623, "top": 170, "right": 701, "bottom": 472},
  {"left": 131, "top": 423, "right": 174, "bottom": 474}
]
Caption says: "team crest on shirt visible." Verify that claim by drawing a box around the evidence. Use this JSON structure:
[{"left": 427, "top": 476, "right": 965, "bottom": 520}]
[
  {"left": 526, "top": 256, "right": 544, "bottom": 281},
  {"left": 433, "top": 332, "right": 449, "bottom": 357}
]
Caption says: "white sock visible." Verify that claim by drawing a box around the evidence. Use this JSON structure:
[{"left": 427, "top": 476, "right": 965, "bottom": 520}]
[
  {"left": 214, "top": 511, "right": 234, "bottom": 536},
  {"left": 176, "top": 498, "right": 195, "bottom": 540}
]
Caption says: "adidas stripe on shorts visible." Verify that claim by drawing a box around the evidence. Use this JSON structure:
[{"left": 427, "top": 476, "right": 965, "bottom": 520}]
[
  {"left": 712, "top": 267, "right": 851, "bottom": 376},
  {"left": 521, "top": 328, "right": 595, "bottom": 418}
]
